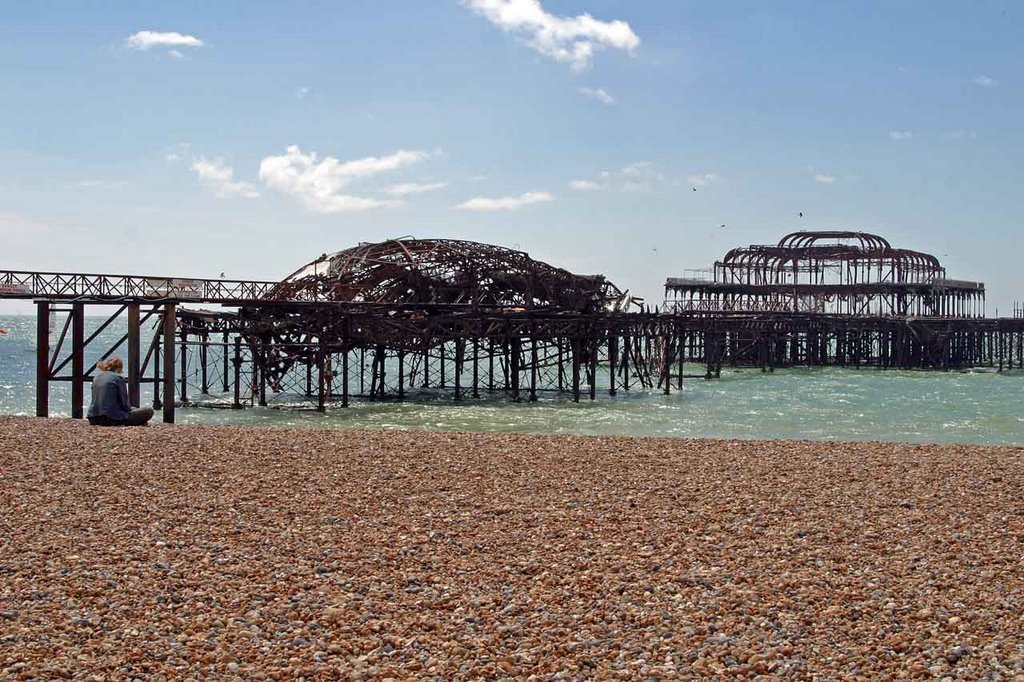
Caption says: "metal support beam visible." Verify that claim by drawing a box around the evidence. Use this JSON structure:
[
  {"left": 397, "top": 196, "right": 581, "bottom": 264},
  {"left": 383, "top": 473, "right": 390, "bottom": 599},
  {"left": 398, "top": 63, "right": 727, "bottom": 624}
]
[
  {"left": 127, "top": 303, "right": 141, "bottom": 406},
  {"left": 35, "top": 301, "right": 50, "bottom": 417},
  {"left": 71, "top": 302, "right": 85, "bottom": 419},
  {"left": 162, "top": 303, "right": 176, "bottom": 423}
]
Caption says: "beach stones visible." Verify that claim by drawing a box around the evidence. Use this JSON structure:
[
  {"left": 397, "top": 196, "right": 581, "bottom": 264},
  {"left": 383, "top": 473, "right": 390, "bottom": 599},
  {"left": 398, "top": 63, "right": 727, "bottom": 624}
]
[{"left": 0, "top": 416, "right": 1022, "bottom": 678}]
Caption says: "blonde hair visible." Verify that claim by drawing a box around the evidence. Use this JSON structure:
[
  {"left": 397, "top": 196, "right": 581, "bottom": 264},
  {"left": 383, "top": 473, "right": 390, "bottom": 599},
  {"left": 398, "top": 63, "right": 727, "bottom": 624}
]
[{"left": 98, "top": 357, "right": 123, "bottom": 373}]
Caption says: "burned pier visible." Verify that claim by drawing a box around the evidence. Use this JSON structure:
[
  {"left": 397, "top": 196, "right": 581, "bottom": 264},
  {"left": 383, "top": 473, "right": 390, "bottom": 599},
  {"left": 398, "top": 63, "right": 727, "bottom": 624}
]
[
  {"left": 178, "top": 239, "right": 657, "bottom": 410},
  {"left": 663, "top": 231, "right": 1013, "bottom": 370},
  {"left": 3, "top": 231, "right": 1023, "bottom": 423}
]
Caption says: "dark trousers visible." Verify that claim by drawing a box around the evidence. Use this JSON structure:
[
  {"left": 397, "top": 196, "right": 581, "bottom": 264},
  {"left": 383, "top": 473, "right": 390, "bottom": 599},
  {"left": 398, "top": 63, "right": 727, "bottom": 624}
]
[{"left": 88, "top": 406, "right": 155, "bottom": 427}]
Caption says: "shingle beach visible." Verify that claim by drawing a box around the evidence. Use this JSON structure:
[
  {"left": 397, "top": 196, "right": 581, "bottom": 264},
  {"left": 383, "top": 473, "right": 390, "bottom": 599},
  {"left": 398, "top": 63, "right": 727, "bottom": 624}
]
[{"left": 1, "top": 416, "right": 1022, "bottom": 680}]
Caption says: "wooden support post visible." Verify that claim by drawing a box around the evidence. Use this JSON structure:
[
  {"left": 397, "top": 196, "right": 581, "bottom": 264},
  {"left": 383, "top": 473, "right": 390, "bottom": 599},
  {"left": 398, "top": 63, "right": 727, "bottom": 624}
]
[
  {"left": 663, "top": 331, "right": 673, "bottom": 395},
  {"left": 153, "top": 325, "right": 162, "bottom": 410},
  {"left": 71, "top": 302, "right": 85, "bottom": 419},
  {"left": 608, "top": 332, "right": 617, "bottom": 396},
  {"left": 704, "top": 331, "right": 714, "bottom": 380},
  {"left": 257, "top": 342, "right": 267, "bottom": 407},
  {"left": 317, "top": 342, "right": 327, "bottom": 413},
  {"left": 422, "top": 343, "right": 430, "bottom": 388},
  {"left": 439, "top": 343, "right": 447, "bottom": 389},
  {"left": 399, "top": 350, "right": 406, "bottom": 400},
  {"left": 453, "top": 342, "right": 462, "bottom": 401},
  {"left": 306, "top": 352, "right": 313, "bottom": 397},
  {"left": 222, "top": 332, "right": 230, "bottom": 392},
  {"left": 200, "top": 332, "right": 209, "bottom": 394},
  {"left": 589, "top": 339, "right": 597, "bottom": 401},
  {"left": 35, "top": 301, "right": 50, "bottom": 417},
  {"left": 510, "top": 338, "right": 520, "bottom": 402},
  {"left": 622, "top": 333, "right": 631, "bottom": 392},
  {"left": 488, "top": 340, "right": 496, "bottom": 391},
  {"left": 529, "top": 336, "right": 538, "bottom": 402},
  {"left": 377, "top": 345, "right": 387, "bottom": 398},
  {"left": 557, "top": 339, "right": 564, "bottom": 393},
  {"left": 341, "top": 348, "right": 349, "bottom": 408},
  {"left": 232, "top": 337, "right": 242, "bottom": 409},
  {"left": 677, "top": 329, "right": 684, "bottom": 389},
  {"left": 179, "top": 328, "right": 188, "bottom": 404},
  {"left": 472, "top": 338, "right": 480, "bottom": 399},
  {"left": 127, "top": 303, "right": 141, "bottom": 407},
  {"left": 359, "top": 348, "right": 365, "bottom": 395},
  {"left": 572, "top": 337, "right": 581, "bottom": 403},
  {"left": 162, "top": 304, "right": 176, "bottom": 423}
]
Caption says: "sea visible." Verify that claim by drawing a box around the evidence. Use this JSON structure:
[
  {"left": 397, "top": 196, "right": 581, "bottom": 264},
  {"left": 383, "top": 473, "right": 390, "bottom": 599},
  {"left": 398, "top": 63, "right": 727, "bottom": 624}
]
[{"left": 2, "top": 314, "right": 1022, "bottom": 445}]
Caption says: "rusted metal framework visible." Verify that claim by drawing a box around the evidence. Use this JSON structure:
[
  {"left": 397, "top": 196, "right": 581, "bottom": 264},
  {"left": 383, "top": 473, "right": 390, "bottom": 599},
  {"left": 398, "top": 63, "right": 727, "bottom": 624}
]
[
  {"left": 0, "top": 270, "right": 275, "bottom": 302},
  {"left": 665, "top": 231, "right": 985, "bottom": 317},
  {"left": 7, "top": 234, "right": 1024, "bottom": 425},
  {"left": 268, "top": 238, "right": 631, "bottom": 311},
  {"left": 182, "top": 240, "right": 645, "bottom": 410}
]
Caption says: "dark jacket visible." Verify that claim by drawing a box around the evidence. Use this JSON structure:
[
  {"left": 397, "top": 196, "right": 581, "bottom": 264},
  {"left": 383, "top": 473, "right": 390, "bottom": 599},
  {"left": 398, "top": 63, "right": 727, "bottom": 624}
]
[{"left": 87, "top": 370, "right": 131, "bottom": 421}]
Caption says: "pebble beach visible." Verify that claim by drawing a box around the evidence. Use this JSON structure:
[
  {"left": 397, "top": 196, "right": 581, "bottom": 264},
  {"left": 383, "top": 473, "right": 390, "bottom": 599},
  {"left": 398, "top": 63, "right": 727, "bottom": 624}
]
[{"left": 1, "top": 416, "right": 1022, "bottom": 680}]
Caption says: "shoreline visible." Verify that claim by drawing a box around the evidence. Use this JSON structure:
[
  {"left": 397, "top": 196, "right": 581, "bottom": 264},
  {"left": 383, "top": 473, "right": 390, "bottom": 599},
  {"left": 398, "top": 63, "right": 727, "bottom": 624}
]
[{"left": 1, "top": 416, "right": 1022, "bottom": 678}]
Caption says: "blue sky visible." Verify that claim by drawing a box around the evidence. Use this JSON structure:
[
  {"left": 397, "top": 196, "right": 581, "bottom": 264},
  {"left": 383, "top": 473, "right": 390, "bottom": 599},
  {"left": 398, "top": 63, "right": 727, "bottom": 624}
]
[{"left": 1, "top": 0, "right": 1021, "bottom": 314}]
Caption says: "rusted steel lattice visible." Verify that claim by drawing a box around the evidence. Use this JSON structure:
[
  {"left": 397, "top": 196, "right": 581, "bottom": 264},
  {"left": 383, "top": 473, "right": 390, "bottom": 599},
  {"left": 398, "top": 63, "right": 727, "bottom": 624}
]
[
  {"left": 269, "top": 238, "right": 632, "bottom": 312},
  {"left": 665, "top": 231, "right": 985, "bottom": 317},
  {"left": 171, "top": 239, "right": 653, "bottom": 410}
]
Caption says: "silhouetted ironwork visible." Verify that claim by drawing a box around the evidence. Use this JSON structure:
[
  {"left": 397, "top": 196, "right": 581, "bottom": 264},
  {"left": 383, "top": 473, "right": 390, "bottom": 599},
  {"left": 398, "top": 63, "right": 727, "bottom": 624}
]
[
  {"left": 10, "top": 233, "right": 1024, "bottom": 424},
  {"left": 665, "top": 231, "right": 985, "bottom": 317}
]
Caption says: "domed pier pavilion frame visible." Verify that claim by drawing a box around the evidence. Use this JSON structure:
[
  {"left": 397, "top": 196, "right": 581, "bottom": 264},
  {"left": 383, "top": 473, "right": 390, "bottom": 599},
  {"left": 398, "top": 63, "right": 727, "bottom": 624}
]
[{"left": 665, "top": 231, "right": 985, "bottom": 318}]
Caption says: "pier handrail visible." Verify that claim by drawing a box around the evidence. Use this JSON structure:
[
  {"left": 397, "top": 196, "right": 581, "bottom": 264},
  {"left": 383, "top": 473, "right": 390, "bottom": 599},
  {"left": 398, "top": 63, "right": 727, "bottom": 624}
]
[{"left": 0, "top": 269, "right": 279, "bottom": 303}]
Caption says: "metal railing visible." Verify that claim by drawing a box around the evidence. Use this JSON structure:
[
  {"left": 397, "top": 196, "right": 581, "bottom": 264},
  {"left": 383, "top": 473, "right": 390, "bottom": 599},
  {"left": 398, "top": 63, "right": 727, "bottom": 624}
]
[{"left": 0, "top": 269, "right": 278, "bottom": 302}]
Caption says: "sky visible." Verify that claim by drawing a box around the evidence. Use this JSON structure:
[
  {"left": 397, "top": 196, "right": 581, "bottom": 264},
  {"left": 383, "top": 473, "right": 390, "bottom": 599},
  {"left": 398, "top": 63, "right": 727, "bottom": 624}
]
[{"left": 1, "top": 0, "right": 1022, "bottom": 315}]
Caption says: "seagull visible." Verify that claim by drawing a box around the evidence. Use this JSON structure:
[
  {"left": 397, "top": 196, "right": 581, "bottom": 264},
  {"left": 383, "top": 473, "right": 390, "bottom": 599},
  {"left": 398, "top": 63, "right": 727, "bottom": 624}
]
[{"left": 220, "top": 272, "right": 226, "bottom": 278}]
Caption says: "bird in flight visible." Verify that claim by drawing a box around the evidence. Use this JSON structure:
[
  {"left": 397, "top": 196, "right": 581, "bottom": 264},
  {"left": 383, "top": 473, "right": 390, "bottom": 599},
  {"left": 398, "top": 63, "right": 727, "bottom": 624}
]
[
  {"left": 720, "top": 224, "right": 727, "bottom": 228},
  {"left": 220, "top": 272, "right": 226, "bottom": 278},
  {"left": 798, "top": 212, "right": 804, "bottom": 218},
  {"left": 692, "top": 186, "right": 697, "bottom": 192}
]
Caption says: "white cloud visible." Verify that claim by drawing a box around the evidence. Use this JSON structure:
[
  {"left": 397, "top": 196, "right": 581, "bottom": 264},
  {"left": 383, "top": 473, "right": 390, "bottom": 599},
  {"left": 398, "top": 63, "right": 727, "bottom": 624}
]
[
  {"left": 889, "top": 130, "right": 913, "bottom": 141},
  {"left": 76, "top": 180, "right": 128, "bottom": 189},
  {"left": 259, "top": 145, "right": 432, "bottom": 212},
  {"left": 578, "top": 86, "right": 616, "bottom": 105},
  {"left": 191, "top": 157, "right": 260, "bottom": 199},
  {"left": 687, "top": 173, "right": 718, "bottom": 188},
  {"left": 168, "top": 50, "right": 185, "bottom": 59},
  {"left": 125, "top": 31, "right": 204, "bottom": 51},
  {"left": 570, "top": 162, "right": 667, "bottom": 193},
  {"left": 454, "top": 191, "right": 554, "bottom": 211},
  {"left": 944, "top": 129, "right": 978, "bottom": 140},
  {"left": 973, "top": 75, "right": 997, "bottom": 88},
  {"left": 814, "top": 174, "right": 837, "bottom": 185},
  {"left": 296, "top": 86, "right": 311, "bottom": 100},
  {"left": 386, "top": 181, "right": 448, "bottom": 195},
  {"left": 462, "top": 0, "right": 640, "bottom": 71}
]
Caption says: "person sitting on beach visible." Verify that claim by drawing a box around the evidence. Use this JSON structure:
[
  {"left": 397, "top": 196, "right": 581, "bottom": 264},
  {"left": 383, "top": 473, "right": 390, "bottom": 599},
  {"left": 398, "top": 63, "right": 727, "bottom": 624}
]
[{"left": 87, "top": 357, "right": 154, "bottom": 426}]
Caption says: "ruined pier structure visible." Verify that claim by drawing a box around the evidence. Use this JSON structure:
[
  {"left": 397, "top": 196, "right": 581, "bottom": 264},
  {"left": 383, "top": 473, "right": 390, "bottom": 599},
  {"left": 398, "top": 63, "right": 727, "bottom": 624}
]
[{"left": 3, "top": 232, "right": 1023, "bottom": 422}]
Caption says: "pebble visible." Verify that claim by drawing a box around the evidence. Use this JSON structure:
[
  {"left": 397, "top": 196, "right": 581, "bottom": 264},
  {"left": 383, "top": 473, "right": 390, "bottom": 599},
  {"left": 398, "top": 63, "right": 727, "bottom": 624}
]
[{"left": 1, "top": 416, "right": 1022, "bottom": 678}]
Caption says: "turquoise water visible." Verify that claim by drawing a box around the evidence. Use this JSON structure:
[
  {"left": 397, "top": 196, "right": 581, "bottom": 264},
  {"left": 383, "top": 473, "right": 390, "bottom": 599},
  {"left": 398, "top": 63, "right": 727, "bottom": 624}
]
[{"left": 2, "top": 314, "right": 1022, "bottom": 444}]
